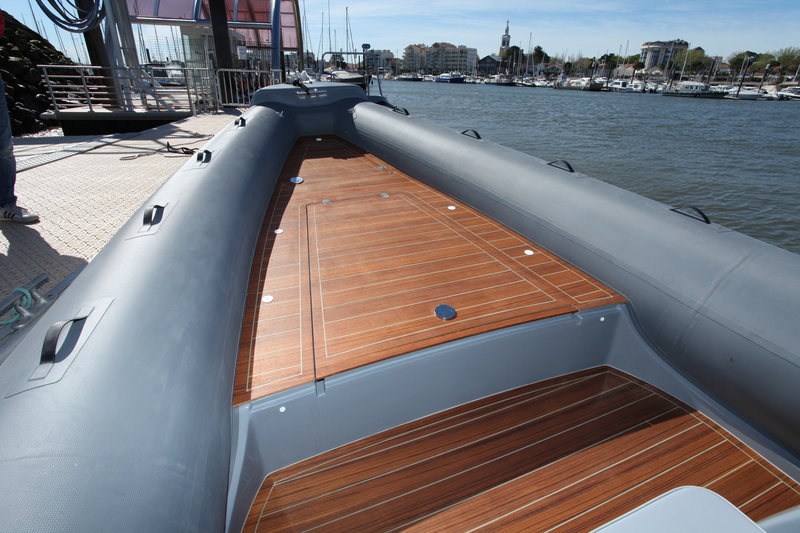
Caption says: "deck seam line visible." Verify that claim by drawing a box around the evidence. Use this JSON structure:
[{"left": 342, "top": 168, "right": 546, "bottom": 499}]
[
  {"left": 316, "top": 227, "right": 450, "bottom": 254},
  {"left": 262, "top": 385, "right": 647, "bottom": 516},
  {"left": 317, "top": 234, "right": 469, "bottom": 261},
  {"left": 737, "top": 481, "right": 783, "bottom": 510},
  {"left": 268, "top": 395, "right": 676, "bottom": 530},
  {"left": 322, "top": 259, "right": 500, "bottom": 296},
  {"left": 314, "top": 215, "right": 436, "bottom": 239},
  {"left": 248, "top": 371, "right": 305, "bottom": 392},
  {"left": 276, "top": 372, "right": 605, "bottom": 482},
  {"left": 323, "top": 298, "right": 567, "bottom": 358},
  {"left": 253, "top": 481, "right": 277, "bottom": 533},
  {"left": 324, "top": 279, "right": 552, "bottom": 324},
  {"left": 248, "top": 311, "right": 301, "bottom": 325},
  {"left": 250, "top": 364, "right": 302, "bottom": 379},
  {"left": 318, "top": 252, "right": 489, "bottom": 284},
  {"left": 537, "top": 440, "right": 730, "bottom": 533},
  {"left": 322, "top": 271, "right": 531, "bottom": 313},
  {"left": 702, "top": 458, "right": 755, "bottom": 488},
  {"left": 276, "top": 373, "right": 615, "bottom": 484},
  {"left": 464, "top": 422, "right": 714, "bottom": 533},
  {"left": 684, "top": 411, "right": 800, "bottom": 498},
  {"left": 316, "top": 242, "right": 480, "bottom": 271},
  {"left": 381, "top": 406, "right": 687, "bottom": 533}
]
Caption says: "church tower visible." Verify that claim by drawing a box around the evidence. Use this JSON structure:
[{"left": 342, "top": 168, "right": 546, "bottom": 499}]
[{"left": 499, "top": 21, "right": 510, "bottom": 54}]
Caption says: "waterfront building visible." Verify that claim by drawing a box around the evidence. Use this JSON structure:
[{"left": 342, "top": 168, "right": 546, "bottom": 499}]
[
  {"left": 365, "top": 49, "right": 394, "bottom": 74},
  {"left": 403, "top": 44, "right": 427, "bottom": 72},
  {"left": 640, "top": 40, "right": 689, "bottom": 70},
  {"left": 612, "top": 64, "right": 636, "bottom": 78},
  {"left": 478, "top": 55, "right": 501, "bottom": 76},
  {"left": 402, "top": 42, "right": 477, "bottom": 74}
]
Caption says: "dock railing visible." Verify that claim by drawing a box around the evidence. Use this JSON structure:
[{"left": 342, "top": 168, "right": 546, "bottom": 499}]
[
  {"left": 39, "top": 65, "right": 275, "bottom": 115},
  {"left": 216, "top": 69, "right": 272, "bottom": 106}
]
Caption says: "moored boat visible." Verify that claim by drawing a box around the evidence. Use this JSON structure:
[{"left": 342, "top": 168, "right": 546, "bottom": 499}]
[
  {"left": 1, "top": 81, "right": 799, "bottom": 533},
  {"left": 396, "top": 72, "right": 423, "bottom": 81},
  {"left": 726, "top": 86, "right": 765, "bottom": 100},
  {"left": 554, "top": 77, "right": 604, "bottom": 91},
  {"left": 484, "top": 74, "right": 516, "bottom": 86},
  {"left": 326, "top": 69, "right": 370, "bottom": 88},
  {"left": 662, "top": 81, "right": 726, "bottom": 98},
  {"left": 434, "top": 72, "right": 465, "bottom": 83},
  {"left": 777, "top": 86, "right": 800, "bottom": 100},
  {"left": 607, "top": 79, "right": 634, "bottom": 92}
]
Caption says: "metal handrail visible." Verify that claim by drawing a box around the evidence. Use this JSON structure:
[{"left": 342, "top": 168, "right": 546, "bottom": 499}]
[
  {"left": 216, "top": 68, "right": 272, "bottom": 106},
  {"left": 39, "top": 64, "right": 276, "bottom": 113},
  {"left": 38, "top": 65, "right": 221, "bottom": 114}
]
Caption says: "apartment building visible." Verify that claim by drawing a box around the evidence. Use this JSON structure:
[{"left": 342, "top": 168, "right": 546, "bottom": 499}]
[
  {"left": 402, "top": 42, "right": 477, "bottom": 73},
  {"left": 640, "top": 40, "right": 689, "bottom": 69}
]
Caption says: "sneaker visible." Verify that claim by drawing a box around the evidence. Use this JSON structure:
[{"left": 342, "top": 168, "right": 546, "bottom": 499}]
[{"left": 0, "top": 204, "right": 39, "bottom": 224}]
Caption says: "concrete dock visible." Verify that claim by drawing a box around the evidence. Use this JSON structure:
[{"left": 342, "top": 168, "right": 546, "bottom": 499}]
[{"left": 1, "top": 109, "right": 242, "bottom": 312}]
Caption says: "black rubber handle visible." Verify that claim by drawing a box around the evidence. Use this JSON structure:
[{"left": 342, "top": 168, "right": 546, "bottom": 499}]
[
  {"left": 40, "top": 313, "right": 88, "bottom": 365},
  {"left": 548, "top": 160, "right": 575, "bottom": 173},
  {"left": 671, "top": 205, "right": 711, "bottom": 224},
  {"left": 143, "top": 204, "right": 165, "bottom": 227}
]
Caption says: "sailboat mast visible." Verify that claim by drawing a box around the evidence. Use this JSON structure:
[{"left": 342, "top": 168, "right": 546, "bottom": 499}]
[
  {"left": 623, "top": 40, "right": 629, "bottom": 79},
  {"left": 327, "top": 0, "right": 332, "bottom": 53},
  {"left": 679, "top": 43, "right": 689, "bottom": 81},
  {"left": 526, "top": 32, "right": 532, "bottom": 76}
]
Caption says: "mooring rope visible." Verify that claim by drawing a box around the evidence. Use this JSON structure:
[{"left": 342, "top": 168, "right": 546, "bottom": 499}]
[{"left": 0, "top": 288, "right": 33, "bottom": 325}]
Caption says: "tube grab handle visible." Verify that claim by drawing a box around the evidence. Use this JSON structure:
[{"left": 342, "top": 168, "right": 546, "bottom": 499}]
[
  {"left": 142, "top": 204, "right": 165, "bottom": 229},
  {"left": 548, "top": 160, "right": 575, "bottom": 173},
  {"left": 40, "top": 312, "right": 90, "bottom": 365},
  {"left": 671, "top": 205, "right": 711, "bottom": 224},
  {"left": 460, "top": 129, "right": 482, "bottom": 139}
]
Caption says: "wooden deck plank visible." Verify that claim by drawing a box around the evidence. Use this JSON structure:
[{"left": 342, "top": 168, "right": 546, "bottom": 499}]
[
  {"left": 271, "top": 369, "right": 607, "bottom": 482},
  {"left": 233, "top": 137, "right": 625, "bottom": 405},
  {"left": 321, "top": 261, "right": 509, "bottom": 307},
  {"left": 241, "top": 368, "right": 800, "bottom": 532},
  {"left": 264, "top": 373, "right": 632, "bottom": 500}
]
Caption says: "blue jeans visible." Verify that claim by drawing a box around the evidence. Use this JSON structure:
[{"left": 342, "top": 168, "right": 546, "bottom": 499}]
[{"left": 0, "top": 76, "right": 17, "bottom": 206}]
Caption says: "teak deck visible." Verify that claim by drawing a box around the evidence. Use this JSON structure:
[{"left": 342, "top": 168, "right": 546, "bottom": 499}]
[
  {"left": 234, "top": 137, "right": 625, "bottom": 405},
  {"left": 242, "top": 367, "right": 800, "bottom": 532}
]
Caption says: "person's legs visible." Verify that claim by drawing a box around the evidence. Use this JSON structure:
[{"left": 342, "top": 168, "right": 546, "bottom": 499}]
[
  {"left": 0, "top": 75, "right": 16, "bottom": 207},
  {"left": 0, "top": 76, "right": 38, "bottom": 223}
]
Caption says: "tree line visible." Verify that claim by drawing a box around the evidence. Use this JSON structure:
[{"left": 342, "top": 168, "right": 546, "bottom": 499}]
[{"left": 499, "top": 44, "right": 800, "bottom": 83}]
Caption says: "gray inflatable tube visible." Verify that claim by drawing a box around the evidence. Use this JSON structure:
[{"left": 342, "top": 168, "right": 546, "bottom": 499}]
[
  {"left": 340, "top": 101, "right": 800, "bottom": 456},
  {"left": 0, "top": 105, "right": 296, "bottom": 531}
]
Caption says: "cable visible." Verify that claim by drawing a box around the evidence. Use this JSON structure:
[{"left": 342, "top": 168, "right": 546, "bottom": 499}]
[{"left": 34, "top": 0, "right": 105, "bottom": 33}]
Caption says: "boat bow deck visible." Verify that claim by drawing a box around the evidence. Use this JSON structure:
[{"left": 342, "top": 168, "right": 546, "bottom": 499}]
[{"left": 234, "top": 137, "right": 626, "bottom": 405}]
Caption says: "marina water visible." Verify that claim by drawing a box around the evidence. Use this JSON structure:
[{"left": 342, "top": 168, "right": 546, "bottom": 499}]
[{"left": 380, "top": 81, "right": 800, "bottom": 255}]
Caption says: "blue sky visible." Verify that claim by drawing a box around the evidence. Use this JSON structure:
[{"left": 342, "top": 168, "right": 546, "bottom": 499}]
[
  {"left": 301, "top": 0, "right": 799, "bottom": 60},
  {"left": 4, "top": 0, "right": 798, "bottom": 62}
]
